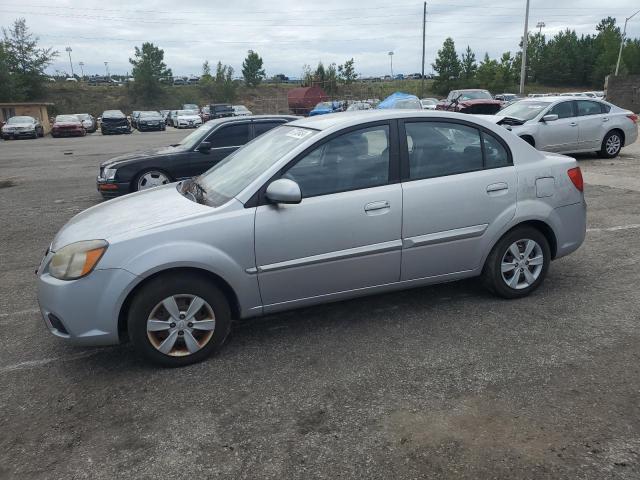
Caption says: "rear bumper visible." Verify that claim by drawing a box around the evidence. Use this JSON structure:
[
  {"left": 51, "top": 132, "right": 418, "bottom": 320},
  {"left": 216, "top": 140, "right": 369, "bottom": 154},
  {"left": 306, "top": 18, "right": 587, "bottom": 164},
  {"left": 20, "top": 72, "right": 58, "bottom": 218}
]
[
  {"left": 37, "top": 268, "right": 138, "bottom": 346},
  {"left": 552, "top": 200, "right": 587, "bottom": 259}
]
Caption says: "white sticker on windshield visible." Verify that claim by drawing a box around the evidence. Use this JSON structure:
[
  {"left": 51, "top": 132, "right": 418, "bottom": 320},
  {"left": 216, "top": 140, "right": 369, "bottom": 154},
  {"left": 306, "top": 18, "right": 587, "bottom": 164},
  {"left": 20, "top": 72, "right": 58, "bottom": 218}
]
[{"left": 286, "top": 128, "right": 312, "bottom": 139}]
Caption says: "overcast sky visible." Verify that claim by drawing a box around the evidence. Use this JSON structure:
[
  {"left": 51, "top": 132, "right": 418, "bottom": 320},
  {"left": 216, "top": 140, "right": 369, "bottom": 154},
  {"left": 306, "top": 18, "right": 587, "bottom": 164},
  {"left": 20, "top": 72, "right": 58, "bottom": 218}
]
[{"left": 2, "top": 0, "right": 639, "bottom": 78}]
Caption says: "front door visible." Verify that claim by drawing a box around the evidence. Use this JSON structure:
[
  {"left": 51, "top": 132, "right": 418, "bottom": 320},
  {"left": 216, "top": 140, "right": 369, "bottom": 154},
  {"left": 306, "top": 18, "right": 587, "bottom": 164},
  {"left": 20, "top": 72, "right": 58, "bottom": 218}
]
[
  {"left": 399, "top": 119, "right": 517, "bottom": 280},
  {"left": 537, "top": 100, "right": 578, "bottom": 152},
  {"left": 189, "top": 122, "right": 250, "bottom": 176},
  {"left": 254, "top": 123, "right": 402, "bottom": 308}
]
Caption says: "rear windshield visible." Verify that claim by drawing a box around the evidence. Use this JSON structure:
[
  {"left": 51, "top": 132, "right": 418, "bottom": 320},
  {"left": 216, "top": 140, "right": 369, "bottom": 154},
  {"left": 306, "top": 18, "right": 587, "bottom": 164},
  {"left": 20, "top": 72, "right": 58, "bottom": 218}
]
[{"left": 457, "top": 91, "right": 492, "bottom": 100}]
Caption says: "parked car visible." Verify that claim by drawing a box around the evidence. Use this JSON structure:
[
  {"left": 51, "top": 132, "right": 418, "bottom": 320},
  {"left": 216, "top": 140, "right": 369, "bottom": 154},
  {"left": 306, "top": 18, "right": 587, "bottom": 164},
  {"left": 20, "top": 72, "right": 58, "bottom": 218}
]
[
  {"left": 488, "top": 97, "right": 638, "bottom": 158},
  {"left": 309, "top": 102, "right": 336, "bottom": 116},
  {"left": 51, "top": 115, "right": 86, "bottom": 137},
  {"left": 172, "top": 110, "right": 203, "bottom": 129},
  {"left": 209, "top": 104, "right": 234, "bottom": 119},
  {"left": 96, "top": 115, "right": 297, "bottom": 197},
  {"left": 436, "top": 89, "right": 502, "bottom": 114},
  {"left": 160, "top": 110, "right": 171, "bottom": 122},
  {"left": 346, "top": 101, "right": 372, "bottom": 111},
  {"left": 76, "top": 113, "right": 97, "bottom": 133},
  {"left": 233, "top": 105, "right": 253, "bottom": 116},
  {"left": 101, "top": 110, "right": 132, "bottom": 135},
  {"left": 1, "top": 116, "right": 44, "bottom": 140},
  {"left": 165, "top": 110, "right": 179, "bottom": 126},
  {"left": 494, "top": 93, "right": 518, "bottom": 102},
  {"left": 420, "top": 98, "right": 439, "bottom": 110},
  {"left": 200, "top": 106, "right": 211, "bottom": 122},
  {"left": 377, "top": 92, "right": 422, "bottom": 110},
  {"left": 40, "top": 110, "right": 586, "bottom": 366},
  {"left": 183, "top": 103, "right": 199, "bottom": 111},
  {"left": 173, "top": 77, "right": 187, "bottom": 86},
  {"left": 130, "top": 111, "right": 141, "bottom": 129},
  {"left": 65, "top": 77, "right": 78, "bottom": 83},
  {"left": 136, "top": 111, "right": 166, "bottom": 132}
]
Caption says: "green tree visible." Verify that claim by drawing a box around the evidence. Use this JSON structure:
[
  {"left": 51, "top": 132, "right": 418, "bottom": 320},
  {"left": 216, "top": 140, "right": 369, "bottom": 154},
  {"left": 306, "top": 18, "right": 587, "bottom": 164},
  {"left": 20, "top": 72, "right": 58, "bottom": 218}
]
[
  {"left": 0, "top": 42, "right": 17, "bottom": 101},
  {"left": 214, "top": 61, "right": 237, "bottom": 102},
  {"left": 592, "top": 17, "right": 622, "bottom": 85},
  {"left": 432, "top": 37, "right": 461, "bottom": 95},
  {"left": 326, "top": 62, "right": 338, "bottom": 93},
  {"left": 129, "top": 42, "right": 172, "bottom": 104},
  {"left": 2, "top": 18, "right": 57, "bottom": 100},
  {"left": 622, "top": 38, "right": 640, "bottom": 74},
  {"left": 301, "top": 64, "right": 313, "bottom": 86},
  {"left": 338, "top": 58, "right": 358, "bottom": 84},
  {"left": 241, "top": 50, "right": 265, "bottom": 87},
  {"left": 460, "top": 46, "right": 477, "bottom": 83},
  {"left": 199, "top": 60, "right": 215, "bottom": 99},
  {"left": 202, "top": 60, "right": 212, "bottom": 78},
  {"left": 314, "top": 61, "right": 327, "bottom": 86}
]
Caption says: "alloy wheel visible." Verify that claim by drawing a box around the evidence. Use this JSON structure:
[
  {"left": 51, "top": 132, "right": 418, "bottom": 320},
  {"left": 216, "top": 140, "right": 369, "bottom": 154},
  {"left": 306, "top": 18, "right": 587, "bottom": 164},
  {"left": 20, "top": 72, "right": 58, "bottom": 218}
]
[
  {"left": 606, "top": 134, "right": 621, "bottom": 155},
  {"left": 146, "top": 294, "right": 216, "bottom": 357},
  {"left": 500, "top": 239, "right": 544, "bottom": 290},
  {"left": 137, "top": 171, "right": 170, "bottom": 190}
]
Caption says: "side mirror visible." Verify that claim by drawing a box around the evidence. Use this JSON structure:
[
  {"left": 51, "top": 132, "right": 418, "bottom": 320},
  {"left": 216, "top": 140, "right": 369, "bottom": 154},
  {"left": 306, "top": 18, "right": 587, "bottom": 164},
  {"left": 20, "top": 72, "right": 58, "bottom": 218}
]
[
  {"left": 265, "top": 178, "right": 302, "bottom": 205},
  {"left": 197, "top": 141, "right": 212, "bottom": 152},
  {"left": 542, "top": 114, "right": 558, "bottom": 122}
]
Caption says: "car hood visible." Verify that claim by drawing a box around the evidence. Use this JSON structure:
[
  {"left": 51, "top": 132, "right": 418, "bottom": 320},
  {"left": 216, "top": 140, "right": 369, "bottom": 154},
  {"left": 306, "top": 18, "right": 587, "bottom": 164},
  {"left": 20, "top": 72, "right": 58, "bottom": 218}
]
[
  {"left": 176, "top": 115, "right": 201, "bottom": 121},
  {"left": 458, "top": 99, "right": 502, "bottom": 106},
  {"left": 51, "top": 184, "right": 211, "bottom": 251},
  {"left": 138, "top": 117, "right": 163, "bottom": 121},
  {"left": 3, "top": 122, "right": 34, "bottom": 129},
  {"left": 101, "top": 145, "right": 183, "bottom": 168},
  {"left": 54, "top": 122, "right": 82, "bottom": 127}
]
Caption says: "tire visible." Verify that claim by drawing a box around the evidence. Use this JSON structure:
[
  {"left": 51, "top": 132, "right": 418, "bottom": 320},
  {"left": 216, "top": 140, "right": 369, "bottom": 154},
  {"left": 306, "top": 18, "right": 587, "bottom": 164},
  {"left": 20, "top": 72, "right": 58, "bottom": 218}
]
[
  {"left": 481, "top": 226, "right": 551, "bottom": 299},
  {"left": 132, "top": 169, "right": 172, "bottom": 192},
  {"left": 599, "top": 130, "right": 622, "bottom": 158},
  {"left": 127, "top": 273, "right": 232, "bottom": 367}
]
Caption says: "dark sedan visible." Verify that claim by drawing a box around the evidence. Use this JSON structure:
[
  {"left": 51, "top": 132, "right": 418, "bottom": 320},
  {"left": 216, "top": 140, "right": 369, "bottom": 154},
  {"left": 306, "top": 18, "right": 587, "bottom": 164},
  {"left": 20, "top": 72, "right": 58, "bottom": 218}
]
[
  {"left": 101, "top": 110, "right": 132, "bottom": 135},
  {"left": 96, "top": 115, "right": 298, "bottom": 198},
  {"left": 136, "top": 111, "right": 166, "bottom": 132}
]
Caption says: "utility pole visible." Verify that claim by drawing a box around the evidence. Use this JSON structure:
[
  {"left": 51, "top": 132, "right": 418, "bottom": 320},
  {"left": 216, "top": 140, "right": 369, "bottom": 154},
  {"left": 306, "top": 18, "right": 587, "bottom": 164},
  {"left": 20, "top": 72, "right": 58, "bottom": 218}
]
[
  {"left": 519, "top": 0, "right": 530, "bottom": 95},
  {"left": 615, "top": 9, "right": 640, "bottom": 76},
  {"left": 536, "top": 21, "right": 545, "bottom": 34},
  {"left": 78, "top": 61, "right": 84, "bottom": 80},
  {"left": 421, "top": 2, "right": 426, "bottom": 98},
  {"left": 65, "top": 47, "right": 74, "bottom": 77},
  {"left": 388, "top": 51, "right": 394, "bottom": 79}
]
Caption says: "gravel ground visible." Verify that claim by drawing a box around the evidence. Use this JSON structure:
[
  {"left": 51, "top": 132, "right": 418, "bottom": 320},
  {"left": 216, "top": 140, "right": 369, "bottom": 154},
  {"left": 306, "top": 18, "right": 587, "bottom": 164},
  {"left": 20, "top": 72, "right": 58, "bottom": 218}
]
[{"left": 0, "top": 128, "right": 639, "bottom": 479}]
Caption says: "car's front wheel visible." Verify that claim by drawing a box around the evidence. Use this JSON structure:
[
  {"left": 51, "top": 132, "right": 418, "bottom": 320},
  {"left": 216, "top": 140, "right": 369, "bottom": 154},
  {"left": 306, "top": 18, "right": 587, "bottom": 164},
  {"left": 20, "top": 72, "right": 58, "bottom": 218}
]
[
  {"left": 133, "top": 169, "right": 172, "bottom": 192},
  {"left": 128, "top": 273, "right": 232, "bottom": 366},
  {"left": 482, "top": 226, "right": 550, "bottom": 299}
]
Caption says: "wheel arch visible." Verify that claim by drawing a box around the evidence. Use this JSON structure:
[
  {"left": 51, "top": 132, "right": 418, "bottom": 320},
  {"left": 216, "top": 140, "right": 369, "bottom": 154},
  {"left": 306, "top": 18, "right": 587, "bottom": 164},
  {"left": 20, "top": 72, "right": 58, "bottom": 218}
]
[
  {"left": 519, "top": 134, "right": 535, "bottom": 147},
  {"left": 605, "top": 128, "right": 625, "bottom": 147},
  {"left": 117, "top": 266, "right": 241, "bottom": 342}
]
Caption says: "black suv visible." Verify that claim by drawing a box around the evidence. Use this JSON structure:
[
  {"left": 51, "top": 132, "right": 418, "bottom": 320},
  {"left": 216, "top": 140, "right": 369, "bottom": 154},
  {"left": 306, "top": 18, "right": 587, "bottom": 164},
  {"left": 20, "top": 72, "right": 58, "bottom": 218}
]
[
  {"left": 209, "top": 104, "right": 234, "bottom": 119},
  {"left": 97, "top": 115, "right": 298, "bottom": 197},
  {"left": 100, "top": 110, "right": 131, "bottom": 135}
]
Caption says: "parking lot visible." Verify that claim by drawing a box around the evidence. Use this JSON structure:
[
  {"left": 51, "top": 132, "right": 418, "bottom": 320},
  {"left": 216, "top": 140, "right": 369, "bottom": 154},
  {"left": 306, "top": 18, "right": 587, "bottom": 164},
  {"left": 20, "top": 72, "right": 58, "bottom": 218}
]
[{"left": 1, "top": 130, "right": 640, "bottom": 479}]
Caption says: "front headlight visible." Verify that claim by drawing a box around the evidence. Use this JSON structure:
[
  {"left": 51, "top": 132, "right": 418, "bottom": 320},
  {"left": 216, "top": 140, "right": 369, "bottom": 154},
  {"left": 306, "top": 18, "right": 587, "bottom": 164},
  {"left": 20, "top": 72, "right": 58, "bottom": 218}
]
[
  {"left": 103, "top": 168, "right": 117, "bottom": 180},
  {"left": 49, "top": 240, "right": 108, "bottom": 280}
]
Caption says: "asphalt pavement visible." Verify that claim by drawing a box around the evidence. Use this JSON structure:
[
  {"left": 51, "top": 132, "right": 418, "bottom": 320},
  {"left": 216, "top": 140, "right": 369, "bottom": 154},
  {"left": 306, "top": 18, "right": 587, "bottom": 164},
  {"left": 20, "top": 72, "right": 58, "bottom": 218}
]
[{"left": 1, "top": 128, "right": 639, "bottom": 479}]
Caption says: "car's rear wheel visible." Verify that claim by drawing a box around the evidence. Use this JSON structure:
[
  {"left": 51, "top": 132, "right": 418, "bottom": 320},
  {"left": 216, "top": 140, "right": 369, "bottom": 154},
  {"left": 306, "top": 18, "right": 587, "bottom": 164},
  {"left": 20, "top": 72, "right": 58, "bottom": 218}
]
[
  {"left": 134, "top": 169, "right": 172, "bottom": 192},
  {"left": 599, "top": 130, "right": 622, "bottom": 158},
  {"left": 128, "top": 273, "right": 231, "bottom": 366},
  {"left": 482, "top": 226, "right": 550, "bottom": 299}
]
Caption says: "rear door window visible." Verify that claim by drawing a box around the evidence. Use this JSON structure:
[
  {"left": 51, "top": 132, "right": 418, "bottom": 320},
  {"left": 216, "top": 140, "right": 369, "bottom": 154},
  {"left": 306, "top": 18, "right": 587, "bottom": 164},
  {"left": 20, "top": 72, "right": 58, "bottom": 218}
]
[{"left": 576, "top": 100, "right": 603, "bottom": 116}]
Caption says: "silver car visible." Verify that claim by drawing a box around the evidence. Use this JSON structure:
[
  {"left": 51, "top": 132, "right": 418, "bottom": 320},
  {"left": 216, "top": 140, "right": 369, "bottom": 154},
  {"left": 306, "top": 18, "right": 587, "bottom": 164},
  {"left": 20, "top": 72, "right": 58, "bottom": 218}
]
[
  {"left": 493, "top": 97, "right": 638, "bottom": 158},
  {"left": 37, "top": 111, "right": 587, "bottom": 366}
]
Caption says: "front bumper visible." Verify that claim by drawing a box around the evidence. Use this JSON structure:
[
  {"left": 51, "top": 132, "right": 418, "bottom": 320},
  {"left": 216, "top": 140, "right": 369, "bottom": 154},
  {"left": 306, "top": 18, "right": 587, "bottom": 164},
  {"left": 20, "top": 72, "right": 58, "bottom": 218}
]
[
  {"left": 138, "top": 122, "right": 164, "bottom": 131},
  {"left": 2, "top": 129, "right": 36, "bottom": 138},
  {"left": 102, "top": 124, "right": 131, "bottom": 134},
  {"left": 96, "top": 176, "right": 130, "bottom": 197},
  {"left": 37, "top": 266, "right": 138, "bottom": 346},
  {"left": 177, "top": 121, "right": 202, "bottom": 128},
  {"left": 52, "top": 129, "right": 84, "bottom": 137}
]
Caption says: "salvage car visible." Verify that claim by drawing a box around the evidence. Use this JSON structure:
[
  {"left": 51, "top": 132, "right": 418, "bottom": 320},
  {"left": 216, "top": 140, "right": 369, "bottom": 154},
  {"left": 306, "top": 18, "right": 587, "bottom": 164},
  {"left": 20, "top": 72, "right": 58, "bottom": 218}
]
[
  {"left": 136, "top": 111, "right": 166, "bottom": 132},
  {"left": 488, "top": 97, "right": 638, "bottom": 158},
  {"left": 172, "top": 110, "right": 203, "bottom": 129},
  {"left": 76, "top": 113, "right": 97, "bottom": 133},
  {"left": 41, "top": 110, "right": 586, "bottom": 366},
  {"left": 96, "top": 115, "right": 297, "bottom": 197},
  {"left": 1, "top": 116, "right": 44, "bottom": 140},
  {"left": 51, "top": 115, "right": 86, "bottom": 137},
  {"left": 233, "top": 105, "right": 253, "bottom": 116},
  {"left": 437, "top": 89, "right": 502, "bottom": 114},
  {"left": 101, "top": 110, "right": 132, "bottom": 135}
]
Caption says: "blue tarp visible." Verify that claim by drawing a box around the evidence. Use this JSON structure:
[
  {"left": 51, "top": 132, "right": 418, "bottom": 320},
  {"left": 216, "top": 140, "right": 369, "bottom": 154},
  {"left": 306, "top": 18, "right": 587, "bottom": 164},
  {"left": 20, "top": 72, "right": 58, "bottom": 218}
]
[{"left": 377, "top": 92, "right": 421, "bottom": 109}]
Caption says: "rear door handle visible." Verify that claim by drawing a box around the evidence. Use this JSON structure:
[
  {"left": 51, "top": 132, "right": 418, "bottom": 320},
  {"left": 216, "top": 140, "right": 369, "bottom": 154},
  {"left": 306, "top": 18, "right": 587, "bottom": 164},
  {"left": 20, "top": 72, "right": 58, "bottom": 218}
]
[
  {"left": 602, "top": 117, "right": 609, "bottom": 122},
  {"left": 486, "top": 182, "right": 508, "bottom": 193},
  {"left": 364, "top": 200, "right": 390, "bottom": 212},
  {"left": 569, "top": 122, "right": 577, "bottom": 127}
]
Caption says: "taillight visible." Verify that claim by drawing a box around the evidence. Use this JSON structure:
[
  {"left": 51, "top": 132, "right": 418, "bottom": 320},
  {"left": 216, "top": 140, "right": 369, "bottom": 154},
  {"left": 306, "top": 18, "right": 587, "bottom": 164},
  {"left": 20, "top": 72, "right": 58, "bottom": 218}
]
[
  {"left": 627, "top": 114, "right": 638, "bottom": 123},
  {"left": 567, "top": 167, "right": 584, "bottom": 192}
]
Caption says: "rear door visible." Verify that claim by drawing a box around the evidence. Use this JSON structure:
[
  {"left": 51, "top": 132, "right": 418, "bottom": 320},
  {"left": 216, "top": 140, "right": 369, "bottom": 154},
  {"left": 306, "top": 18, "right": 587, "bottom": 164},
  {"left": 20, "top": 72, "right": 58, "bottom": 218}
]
[
  {"left": 576, "top": 100, "right": 607, "bottom": 150},
  {"left": 188, "top": 122, "right": 250, "bottom": 176},
  {"left": 536, "top": 100, "right": 579, "bottom": 152},
  {"left": 399, "top": 119, "right": 517, "bottom": 280}
]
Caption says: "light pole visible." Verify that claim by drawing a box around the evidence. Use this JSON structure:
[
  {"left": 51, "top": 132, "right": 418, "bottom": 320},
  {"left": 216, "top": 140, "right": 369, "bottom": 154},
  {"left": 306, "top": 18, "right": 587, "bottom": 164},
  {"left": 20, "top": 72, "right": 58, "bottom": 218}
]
[
  {"left": 519, "top": 0, "right": 531, "bottom": 95},
  {"left": 388, "top": 51, "right": 394, "bottom": 79},
  {"left": 65, "top": 47, "right": 74, "bottom": 77},
  {"left": 615, "top": 9, "right": 640, "bottom": 76},
  {"left": 104, "top": 61, "right": 110, "bottom": 79},
  {"left": 536, "top": 21, "right": 545, "bottom": 34},
  {"left": 78, "top": 61, "right": 84, "bottom": 80}
]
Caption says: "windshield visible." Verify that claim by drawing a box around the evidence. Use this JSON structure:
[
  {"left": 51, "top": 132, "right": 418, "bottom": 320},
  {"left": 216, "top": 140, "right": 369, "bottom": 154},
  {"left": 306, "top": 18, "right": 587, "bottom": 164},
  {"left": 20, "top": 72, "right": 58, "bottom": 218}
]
[
  {"left": 103, "top": 111, "right": 124, "bottom": 118},
  {"left": 7, "top": 116, "right": 33, "bottom": 124},
  {"left": 140, "top": 111, "right": 161, "bottom": 117},
  {"left": 457, "top": 90, "right": 492, "bottom": 100},
  {"left": 314, "top": 102, "right": 332, "bottom": 109},
  {"left": 174, "top": 124, "right": 214, "bottom": 151},
  {"left": 421, "top": 99, "right": 438, "bottom": 105},
  {"left": 56, "top": 115, "right": 79, "bottom": 122},
  {"left": 77, "top": 114, "right": 90, "bottom": 120},
  {"left": 197, "top": 125, "right": 318, "bottom": 206},
  {"left": 177, "top": 110, "right": 198, "bottom": 116},
  {"left": 499, "top": 101, "right": 551, "bottom": 121},
  {"left": 395, "top": 98, "right": 422, "bottom": 109}
]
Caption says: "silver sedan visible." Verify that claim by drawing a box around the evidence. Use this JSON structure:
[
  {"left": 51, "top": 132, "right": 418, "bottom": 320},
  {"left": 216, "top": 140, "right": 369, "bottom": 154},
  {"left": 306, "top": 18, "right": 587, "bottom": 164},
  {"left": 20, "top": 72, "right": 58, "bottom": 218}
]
[
  {"left": 37, "top": 110, "right": 586, "bottom": 366},
  {"left": 490, "top": 97, "right": 638, "bottom": 158}
]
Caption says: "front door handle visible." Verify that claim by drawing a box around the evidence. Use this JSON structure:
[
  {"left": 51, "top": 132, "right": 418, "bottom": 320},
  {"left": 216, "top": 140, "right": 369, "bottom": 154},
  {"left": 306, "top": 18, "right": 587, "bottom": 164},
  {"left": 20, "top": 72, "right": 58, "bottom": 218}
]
[
  {"left": 364, "top": 200, "right": 390, "bottom": 212},
  {"left": 569, "top": 122, "right": 578, "bottom": 127},
  {"left": 486, "top": 182, "right": 508, "bottom": 193},
  {"left": 602, "top": 117, "right": 609, "bottom": 122}
]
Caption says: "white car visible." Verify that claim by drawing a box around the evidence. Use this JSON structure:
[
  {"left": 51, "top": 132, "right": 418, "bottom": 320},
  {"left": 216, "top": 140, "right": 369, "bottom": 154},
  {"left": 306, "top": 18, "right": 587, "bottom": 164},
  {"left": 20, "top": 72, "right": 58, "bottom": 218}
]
[
  {"left": 172, "top": 110, "right": 202, "bottom": 129},
  {"left": 232, "top": 105, "right": 252, "bottom": 116},
  {"left": 420, "top": 98, "right": 439, "bottom": 110},
  {"left": 489, "top": 96, "right": 638, "bottom": 158}
]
